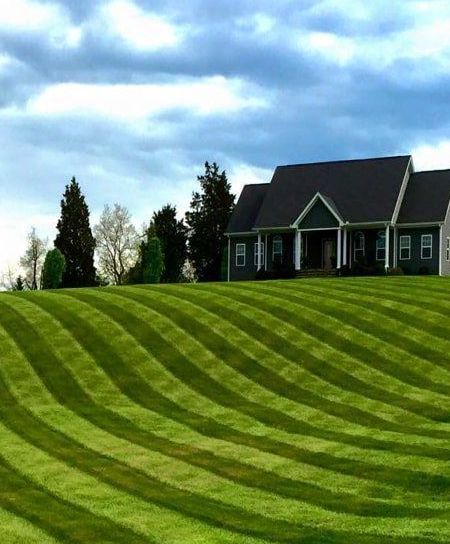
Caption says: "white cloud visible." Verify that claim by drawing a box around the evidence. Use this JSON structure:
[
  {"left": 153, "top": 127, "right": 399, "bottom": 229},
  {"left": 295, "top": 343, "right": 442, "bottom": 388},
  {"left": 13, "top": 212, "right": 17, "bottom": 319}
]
[
  {"left": 0, "top": 201, "right": 55, "bottom": 282},
  {"left": 101, "top": 0, "right": 183, "bottom": 51},
  {"left": 0, "top": 0, "right": 83, "bottom": 48},
  {"left": 23, "top": 77, "right": 268, "bottom": 120},
  {"left": 227, "top": 162, "right": 272, "bottom": 197},
  {"left": 412, "top": 141, "right": 450, "bottom": 171}
]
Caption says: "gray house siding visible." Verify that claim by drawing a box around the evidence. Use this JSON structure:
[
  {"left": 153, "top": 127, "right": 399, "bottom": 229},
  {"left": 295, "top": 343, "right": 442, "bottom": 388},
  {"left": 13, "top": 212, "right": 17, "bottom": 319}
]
[
  {"left": 440, "top": 214, "right": 450, "bottom": 276},
  {"left": 298, "top": 200, "right": 339, "bottom": 230},
  {"left": 396, "top": 227, "right": 440, "bottom": 274}
]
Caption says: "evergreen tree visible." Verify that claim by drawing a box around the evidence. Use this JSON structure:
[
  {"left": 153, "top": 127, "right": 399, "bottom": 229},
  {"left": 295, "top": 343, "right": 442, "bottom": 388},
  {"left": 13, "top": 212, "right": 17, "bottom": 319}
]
[
  {"left": 14, "top": 276, "right": 25, "bottom": 291},
  {"left": 42, "top": 248, "right": 66, "bottom": 289},
  {"left": 55, "top": 177, "right": 96, "bottom": 287},
  {"left": 185, "top": 162, "right": 235, "bottom": 282},
  {"left": 152, "top": 204, "right": 187, "bottom": 282},
  {"left": 143, "top": 236, "right": 164, "bottom": 284}
]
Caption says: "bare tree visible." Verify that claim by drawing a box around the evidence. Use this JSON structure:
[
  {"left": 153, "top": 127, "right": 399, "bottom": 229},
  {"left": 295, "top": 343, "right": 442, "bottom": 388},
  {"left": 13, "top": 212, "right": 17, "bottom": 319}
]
[
  {"left": 1, "top": 265, "right": 19, "bottom": 291},
  {"left": 94, "top": 204, "right": 139, "bottom": 285},
  {"left": 20, "top": 227, "right": 48, "bottom": 290}
]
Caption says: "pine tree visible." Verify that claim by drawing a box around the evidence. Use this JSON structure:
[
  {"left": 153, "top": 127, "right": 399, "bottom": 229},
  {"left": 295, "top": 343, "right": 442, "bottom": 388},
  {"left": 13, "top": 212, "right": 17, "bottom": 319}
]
[
  {"left": 14, "top": 276, "right": 25, "bottom": 291},
  {"left": 185, "top": 162, "right": 235, "bottom": 282},
  {"left": 152, "top": 204, "right": 187, "bottom": 282},
  {"left": 143, "top": 236, "right": 164, "bottom": 283},
  {"left": 42, "top": 248, "right": 66, "bottom": 289},
  {"left": 55, "top": 177, "right": 96, "bottom": 288}
]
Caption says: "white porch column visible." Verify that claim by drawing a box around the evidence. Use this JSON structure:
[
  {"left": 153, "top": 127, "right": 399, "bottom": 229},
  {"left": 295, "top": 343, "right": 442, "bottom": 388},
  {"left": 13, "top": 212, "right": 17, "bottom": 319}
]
[
  {"left": 337, "top": 227, "right": 342, "bottom": 269},
  {"left": 257, "top": 232, "right": 262, "bottom": 271},
  {"left": 227, "top": 237, "right": 230, "bottom": 282},
  {"left": 295, "top": 230, "right": 301, "bottom": 270},
  {"left": 385, "top": 225, "right": 390, "bottom": 270},
  {"left": 342, "top": 228, "right": 347, "bottom": 266}
]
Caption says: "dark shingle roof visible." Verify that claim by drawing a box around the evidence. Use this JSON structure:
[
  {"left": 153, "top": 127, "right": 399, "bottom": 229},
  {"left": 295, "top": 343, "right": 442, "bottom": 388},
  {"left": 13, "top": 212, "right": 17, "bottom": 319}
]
[
  {"left": 227, "top": 183, "right": 269, "bottom": 233},
  {"left": 254, "top": 156, "right": 411, "bottom": 228},
  {"left": 398, "top": 170, "right": 450, "bottom": 223}
]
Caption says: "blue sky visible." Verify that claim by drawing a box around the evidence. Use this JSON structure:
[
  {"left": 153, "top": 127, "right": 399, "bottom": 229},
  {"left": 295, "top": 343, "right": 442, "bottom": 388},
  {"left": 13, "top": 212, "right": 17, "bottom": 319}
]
[{"left": 2, "top": 0, "right": 450, "bottom": 275}]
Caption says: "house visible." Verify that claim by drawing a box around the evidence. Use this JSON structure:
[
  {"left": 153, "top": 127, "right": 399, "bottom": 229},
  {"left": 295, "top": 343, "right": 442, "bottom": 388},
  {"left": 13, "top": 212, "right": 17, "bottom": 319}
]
[{"left": 226, "top": 155, "right": 450, "bottom": 280}]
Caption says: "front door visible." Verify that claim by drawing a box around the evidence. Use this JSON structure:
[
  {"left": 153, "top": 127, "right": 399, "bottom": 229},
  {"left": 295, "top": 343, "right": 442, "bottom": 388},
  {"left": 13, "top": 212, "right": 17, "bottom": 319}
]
[{"left": 322, "top": 239, "right": 335, "bottom": 269}]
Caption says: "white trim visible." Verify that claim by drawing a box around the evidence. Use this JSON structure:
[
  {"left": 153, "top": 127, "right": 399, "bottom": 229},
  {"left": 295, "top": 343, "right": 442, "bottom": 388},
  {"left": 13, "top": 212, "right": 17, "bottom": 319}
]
[
  {"left": 439, "top": 226, "right": 443, "bottom": 275},
  {"left": 385, "top": 225, "right": 390, "bottom": 269},
  {"left": 227, "top": 231, "right": 257, "bottom": 236},
  {"left": 227, "top": 237, "right": 230, "bottom": 281},
  {"left": 295, "top": 231, "right": 301, "bottom": 270},
  {"left": 337, "top": 228, "right": 342, "bottom": 269},
  {"left": 421, "top": 233, "right": 432, "bottom": 260},
  {"left": 396, "top": 222, "right": 442, "bottom": 228},
  {"left": 291, "top": 192, "right": 344, "bottom": 228},
  {"left": 391, "top": 156, "right": 413, "bottom": 225},
  {"left": 235, "top": 242, "right": 246, "bottom": 267},
  {"left": 399, "top": 235, "right": 411, "bottom": 260},
  {"left": 256, "top": 234, "right": 264, "bottom": 269},
  {"left": 293, "top": 226, "right": 340, "bottom": 232}
]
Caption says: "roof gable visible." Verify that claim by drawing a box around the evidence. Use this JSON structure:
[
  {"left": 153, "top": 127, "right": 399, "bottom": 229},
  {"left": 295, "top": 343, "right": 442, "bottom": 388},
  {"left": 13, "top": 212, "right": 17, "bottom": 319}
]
[
  {"left": 226, "top": 183, "right": 269, "bottom": 234},
  {"left": 398, "top": 170, "right": 450, "bottom": 224},
  {"left": 294, "top": 192, "right": 342, "bottom": 229},
  {"left": 254, "top": 156, "right": 411, "bottom": 229}
]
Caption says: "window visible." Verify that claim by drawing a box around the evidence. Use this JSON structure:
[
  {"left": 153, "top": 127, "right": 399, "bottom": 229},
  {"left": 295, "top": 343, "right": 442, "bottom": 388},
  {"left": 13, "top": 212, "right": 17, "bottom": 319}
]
[
  {"left": 447, "top": 237, "right": 450, "bottom": 262},
  {"left": 353, "top": 232, "right": 365, "bottom": 260},
  {"left": 376, "top": 231, "right": 386, "bottom": 261},
  {"left": 421, "top": 234, "right": 432, "bottom": 259},
  {"left": 399, "top": 235, "right": 411, "bottom": 260},
  {"left": 254, "top": 242, "right": 264, "bottom": 266},
  {"left": 236, "top": 243, "right": 246, "bottom": 266},
  {"left": 272, "top": 236, "right": 283, "bottom": 261}
]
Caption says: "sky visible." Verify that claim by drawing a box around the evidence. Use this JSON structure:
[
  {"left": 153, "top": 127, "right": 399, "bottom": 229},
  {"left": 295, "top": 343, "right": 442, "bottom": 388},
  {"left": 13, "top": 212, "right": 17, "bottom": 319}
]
[{"left": 2, "top": 0, "right": 450, "bottom": 277}]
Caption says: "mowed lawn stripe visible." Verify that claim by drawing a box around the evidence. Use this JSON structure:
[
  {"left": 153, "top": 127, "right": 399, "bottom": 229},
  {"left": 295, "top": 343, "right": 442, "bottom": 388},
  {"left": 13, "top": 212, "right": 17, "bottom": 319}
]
[
  {"left": 156, "top": 284, "right": 447, "bottom": 427},
  {"left": 0, "top": 299, "right": 432, "bottom": 517},
  {"left": 269, "top": 280, "right": 450, "bottom": 386},
  {"left": 66, "top": 289, "right": 450, "bottom": 463},
  {"left": 17, "top": 295, "right": 449, "bottom": 497},
  {"left": 317, "top": 278, "right": 450, "bottom": 352},
  {"left": 0, "top": 454, "right": 152, "bottom": 544},
  {"left": 206, "top": 282, "right": 450, "bottom": 421},
  {"left": 111, "top": 286, "right": 426, "bottom": 434}
]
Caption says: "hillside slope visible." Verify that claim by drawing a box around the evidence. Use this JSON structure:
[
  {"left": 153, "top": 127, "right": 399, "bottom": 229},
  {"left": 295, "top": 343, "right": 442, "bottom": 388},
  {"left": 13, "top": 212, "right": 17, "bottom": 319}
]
[{"left": 0, "top": 277, "right": 449, "bottom": 543}]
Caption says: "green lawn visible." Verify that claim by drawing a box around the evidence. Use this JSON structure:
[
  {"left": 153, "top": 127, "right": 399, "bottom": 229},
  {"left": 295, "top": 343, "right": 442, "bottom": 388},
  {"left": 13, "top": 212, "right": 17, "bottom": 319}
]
[{"left": 0, "top": 276, "right": 449, "bottom": 543}]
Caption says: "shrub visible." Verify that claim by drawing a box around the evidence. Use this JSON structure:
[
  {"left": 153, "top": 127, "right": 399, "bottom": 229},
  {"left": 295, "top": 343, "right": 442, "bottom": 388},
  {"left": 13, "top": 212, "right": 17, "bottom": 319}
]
[{"left": 387, "top": 266, "right": 404, "bottom": 276}]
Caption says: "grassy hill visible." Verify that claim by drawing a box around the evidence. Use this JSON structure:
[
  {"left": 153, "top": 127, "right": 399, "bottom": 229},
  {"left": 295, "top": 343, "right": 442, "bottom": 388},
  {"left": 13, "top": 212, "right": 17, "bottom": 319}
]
[{"left": 0, "top": 276, "right": 449, "bottom": 543}]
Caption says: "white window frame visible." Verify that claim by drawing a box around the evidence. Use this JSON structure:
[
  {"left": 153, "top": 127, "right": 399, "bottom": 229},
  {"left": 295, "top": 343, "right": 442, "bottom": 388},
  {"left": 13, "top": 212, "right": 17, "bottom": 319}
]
[
  {"left": 235, "top": 243, "right": 246, "bottom": 267},
  {"left": 254, "top": 242, "right": 264, "bottom": 266},
  {"left": 399, "top": 235, "right": 411, "bottom": 260},
  {"left": 376, "top": 231, "right": 386, "bottom": 261},
  {"left": 421, "top": 234, "right": 432, "bottom": 260},
  {"left": 446, "top": 237, "right": 450, "bottom": 262},
  {"left": 353, "top": 231, "right": 365, "bottom": 260},
  {"left": 272, "top": 236, "right": 283, "bottom": 261}
]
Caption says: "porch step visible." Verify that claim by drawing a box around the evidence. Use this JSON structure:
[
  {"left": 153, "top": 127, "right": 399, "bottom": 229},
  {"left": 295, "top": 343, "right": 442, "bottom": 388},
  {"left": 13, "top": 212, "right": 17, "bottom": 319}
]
[{"left": 295, "top": 268, "right": 337, "bottom": 278}]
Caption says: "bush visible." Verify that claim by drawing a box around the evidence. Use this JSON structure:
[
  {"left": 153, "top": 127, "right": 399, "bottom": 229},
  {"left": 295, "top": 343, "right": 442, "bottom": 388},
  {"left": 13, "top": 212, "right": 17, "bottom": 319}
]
[{"left": 387, "top": 266, "right": 404, "bottom": 276}]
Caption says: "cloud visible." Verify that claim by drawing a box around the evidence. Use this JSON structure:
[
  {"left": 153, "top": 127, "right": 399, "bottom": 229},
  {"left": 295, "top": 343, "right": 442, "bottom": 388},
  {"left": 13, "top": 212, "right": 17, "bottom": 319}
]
[
  {"left": 0, "top": 0, "right": 83, "bottom": 48},
  {"left": 413, "top": 140, "right": 450, "bottom": 171},
  {"left": 22, "top": 77, "right": 268, "bottom": 120},
  {"left": 100, "top": 0, "right": 183, "bottom": 51}
]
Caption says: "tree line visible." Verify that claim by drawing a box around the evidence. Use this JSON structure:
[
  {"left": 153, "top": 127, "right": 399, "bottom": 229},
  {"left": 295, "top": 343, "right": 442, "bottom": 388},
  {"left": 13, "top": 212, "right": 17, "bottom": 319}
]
[{"left": 7, "top": 162, "right": 235, "bottom": 290}]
